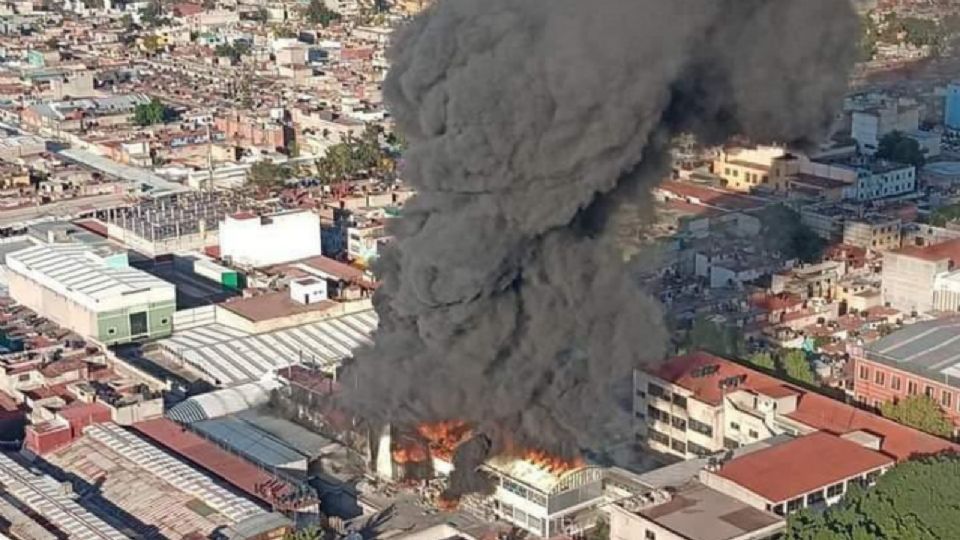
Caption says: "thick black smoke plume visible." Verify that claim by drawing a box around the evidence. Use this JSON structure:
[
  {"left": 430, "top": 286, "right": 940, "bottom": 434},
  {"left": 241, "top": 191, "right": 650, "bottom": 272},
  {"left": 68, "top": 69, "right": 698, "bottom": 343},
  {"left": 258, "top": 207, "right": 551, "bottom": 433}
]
[{"left": 343, "top": 0, "right": 856, "bottom": 492}]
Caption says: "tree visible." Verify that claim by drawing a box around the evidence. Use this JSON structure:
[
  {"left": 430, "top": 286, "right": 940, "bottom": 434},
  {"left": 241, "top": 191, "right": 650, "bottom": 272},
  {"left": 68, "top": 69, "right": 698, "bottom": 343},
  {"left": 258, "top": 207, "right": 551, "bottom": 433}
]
[
  {"left": 140, "top": 0, "right": 165, "bottom": 27},
  {"left": 785, "top": 454, "right": 960, "bottom": 540},
  {"left": 585, "top": 518, "right": 609, "bottom": 540},
  {"left": 686, "top": 315, "right": 744, "bottom": 359},
  {"left": 141, "top": 35, "right": 163, "bottom": 54},
  {"left": 133, "top": 98, "right": 172, "bottom": 126},
  {"left": 757, "top": 205, "right": 826, "bottom": 264},
  {"left": 877, "top": 131, "right": 925, "bottom": 169},
  {"left": 284, "top": 526, "right": 322, "bottom": 540},
  {"left": 879, "top": 395, "right": 953, "bottom": 438},
  {"left": 273, "top": 25, "right": 298, "bottom": 38},
  {"left": 214, "top": 41, "right": 251, "bottom": 62},
  {"left": 747, "top": 351, "right": 776, "bottom": 371},
  {"left": 249, "top": 160, "right": 290, "bottom": 191},
  {"left": 929, "top": 203, "right": 960, "bottom": 227},
  {"left": 779, "top": 349, "right": 816, "bottom": 386},
  {"left": 306, "top": 0, "right": 341, "bottom": 27}
]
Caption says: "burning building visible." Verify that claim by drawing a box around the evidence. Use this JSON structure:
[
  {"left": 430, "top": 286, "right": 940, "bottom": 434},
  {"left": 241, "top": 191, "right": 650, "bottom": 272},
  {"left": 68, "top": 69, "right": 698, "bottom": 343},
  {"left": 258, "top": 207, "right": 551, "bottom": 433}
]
[
  {"left": 482, "top": 454, "right": 603, "bottom": 538},
  {"left": 378, "top": 422, "right": 603, "bottom": 537}
]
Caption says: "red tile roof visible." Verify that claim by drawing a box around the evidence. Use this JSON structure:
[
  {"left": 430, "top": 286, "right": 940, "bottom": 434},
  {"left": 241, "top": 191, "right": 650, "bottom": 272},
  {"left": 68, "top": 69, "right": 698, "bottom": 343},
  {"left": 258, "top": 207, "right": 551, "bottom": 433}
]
[
  {"left": 714, "top": 432, "right": 893, "bottom": 503},
  {"left": 132, "top": 418, "right": 293, "bottom": 504},
  {"left": 653, "top": 352, "right": 958, "bottom": 461},
  {"left": 659, "top": 181, "right": 768, "bottom": 211},
  {"left": 892, "top": 238, "right": 960, "bottom": 263}
]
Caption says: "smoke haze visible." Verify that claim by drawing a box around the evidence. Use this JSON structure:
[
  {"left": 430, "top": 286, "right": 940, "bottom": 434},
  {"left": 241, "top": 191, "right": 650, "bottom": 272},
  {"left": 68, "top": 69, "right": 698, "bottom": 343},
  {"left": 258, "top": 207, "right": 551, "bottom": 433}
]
[{"left": 342, "top": 0, "right": 857, "bottom": 490}]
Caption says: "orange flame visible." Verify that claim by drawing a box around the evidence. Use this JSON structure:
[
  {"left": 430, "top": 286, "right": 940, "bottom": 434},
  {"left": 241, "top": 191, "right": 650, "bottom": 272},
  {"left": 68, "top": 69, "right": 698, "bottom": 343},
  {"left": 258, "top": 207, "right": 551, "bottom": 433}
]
[
  {"left": 391, "top": 443, "right": 429, "bottom": 463},
  {"left": 416, "top": 421, "right": 472, "bottom": 461},
  {"left": 522, "top": 448, "right": 586, "bottom": 475}
]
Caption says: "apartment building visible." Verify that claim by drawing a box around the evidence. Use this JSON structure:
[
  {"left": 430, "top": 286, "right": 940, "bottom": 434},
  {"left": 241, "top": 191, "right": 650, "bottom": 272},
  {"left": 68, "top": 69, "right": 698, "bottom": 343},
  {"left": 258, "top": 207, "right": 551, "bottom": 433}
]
[
  {"left": 634, "top": 352, "right": 955, "bottom": 461},
  {"left": 842, "top": 214, "right": 901, "bottom": 251}
]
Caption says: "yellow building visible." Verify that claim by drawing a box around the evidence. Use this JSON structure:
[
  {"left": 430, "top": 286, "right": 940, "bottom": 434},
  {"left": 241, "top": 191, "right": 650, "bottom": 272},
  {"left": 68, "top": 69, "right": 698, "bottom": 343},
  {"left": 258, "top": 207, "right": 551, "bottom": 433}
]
[{"left": 713, "top": 145, "right": 799, "bottom": 192}]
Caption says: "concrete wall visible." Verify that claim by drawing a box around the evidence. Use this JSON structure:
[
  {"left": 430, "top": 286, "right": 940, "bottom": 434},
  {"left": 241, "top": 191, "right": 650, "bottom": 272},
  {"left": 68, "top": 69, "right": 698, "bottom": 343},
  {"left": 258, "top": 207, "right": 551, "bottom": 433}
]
[
  {"left": 7, "top": 270, "right": 97, "bottom": 338},
  {"left": 110, "top": 398, "right": 163, "bottom": 425},
  {"left": 882, "top": 252, "right": 944, "bottom": 313}
]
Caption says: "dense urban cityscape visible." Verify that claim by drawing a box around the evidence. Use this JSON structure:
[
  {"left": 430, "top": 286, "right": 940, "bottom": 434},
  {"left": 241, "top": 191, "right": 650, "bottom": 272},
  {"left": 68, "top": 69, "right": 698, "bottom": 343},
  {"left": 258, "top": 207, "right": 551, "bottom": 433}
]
[{"left": 0, "top": 0, "right": 953, "bottom": 539}]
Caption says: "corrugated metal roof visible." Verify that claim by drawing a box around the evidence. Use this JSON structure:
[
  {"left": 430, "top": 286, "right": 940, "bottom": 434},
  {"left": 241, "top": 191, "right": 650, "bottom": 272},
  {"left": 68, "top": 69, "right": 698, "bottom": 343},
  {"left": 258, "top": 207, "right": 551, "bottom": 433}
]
[
  {"left": 84, "top": 423, "right": 265, "bottom": 523},
  {"left": 0, "top": 452, "right": 129, "bottom": 540},
  {"left": 167, "top": 379, "right": 281, "bottom": 424},
  {"left": 192, "top": 416, "right": 307, "bottom": 470},
  {"left": 159, "top": 309, "right": 377, "bottom": 387},
  {"left": 7, "top": 244, "right": 174, "bottom": 309}
]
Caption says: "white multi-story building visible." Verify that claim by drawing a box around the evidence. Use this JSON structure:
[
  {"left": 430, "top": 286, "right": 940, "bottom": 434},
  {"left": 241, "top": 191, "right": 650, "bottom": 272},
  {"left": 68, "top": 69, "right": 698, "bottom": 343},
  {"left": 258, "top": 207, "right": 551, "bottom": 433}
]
[
  {"left": 851, "top": 101, "right": 920, "bottom": 154},
  {"left": 219, "top": 210, "right": 322, "bottom": 268},
  {"left": 633, "top": 352, "right": 954, "bottom": 461},
  {"left": 484, "top": 458, "right": 604, "bottom": 538},
  {"left": 882, "top": 238, "right": 960, "bottom": 314},
  {"left": 851, "top": 162, "right": 915, "bottom": 201}
]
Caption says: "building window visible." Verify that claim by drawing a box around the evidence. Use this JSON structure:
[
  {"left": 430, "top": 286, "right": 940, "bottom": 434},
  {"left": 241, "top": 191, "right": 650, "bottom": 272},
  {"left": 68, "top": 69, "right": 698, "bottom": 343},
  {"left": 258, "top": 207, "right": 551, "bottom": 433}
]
[
  {"left": 786, "top": 497, "right": 804, "bottom": 513},
  {"left": 670, "top": 439, "right": 686, "bottom": 454},
  {"left": 943, "top": 392, "right": 953, "bottom": 408},
  {"left": 671, "top": 417, "right": 687, "bottom": 431},
  {"left": 748, "top": 429, "right": 759, "bottom": 439},
  {"left": 874, "top": 370, "right": 885, "bottom": 386},
  {"left": 688, "top": 418, "right": 714, "bottom": 437},
  {"left": 807, "top": 490, "right": 825, "bottom": 505},
  {"left": 891, "top": 376, "right": 901, "bottom": 391},
  {"left": 925, "top": 386, "right": 935, "bottom": 398},
  {"left": 723, "top": 438, "right": 740, "bottom": 450},
  {"left": 160, "top": 317, "right": 170, "bottom": 325},
  {"left": 687, "top": 441, "right": 712, "bottom": 457},
  {"left": 645, "top": 531, "right": 656, "bottom": 540},
  {"left": 772, "top": 504, "right": 785, "bottom": 516},
  {"left": 908, "top": 380, "right": 918, "bottom": 395},
  {"left": 107, "top": 327, "right": 117, "bottom": 335},
  {"left": 648, "top": 406, "right": 670, "bottom": 423},
  {"left": 827, "top": 483, "right": 844, "bottom": 497},
  {"left": 672, "top": 394, "right": 688, "bottom": 408},
  {"left": 648, "top": 383, "right": 667, "bottom": 399},
  {"left": 636, "top": 390, "right": 646, "bottom": 400},
  {"left": 859, "top": 365, "right": 870, "bottom": 380},
  {"left": 635, "top": 410, "right": 646, "bottom": 420},
  {"left": 730, "top": 421, "right": 741, "bottom": 431},
  {"left": 648, "top": 428, "right": 669, "bottom": 446}
]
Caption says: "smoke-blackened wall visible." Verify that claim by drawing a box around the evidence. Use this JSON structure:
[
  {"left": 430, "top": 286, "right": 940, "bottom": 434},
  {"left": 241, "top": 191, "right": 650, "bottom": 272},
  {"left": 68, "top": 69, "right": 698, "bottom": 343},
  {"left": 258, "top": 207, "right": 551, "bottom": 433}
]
[{"left": 342, "top": 0, "right": 856, "bottom": 489}]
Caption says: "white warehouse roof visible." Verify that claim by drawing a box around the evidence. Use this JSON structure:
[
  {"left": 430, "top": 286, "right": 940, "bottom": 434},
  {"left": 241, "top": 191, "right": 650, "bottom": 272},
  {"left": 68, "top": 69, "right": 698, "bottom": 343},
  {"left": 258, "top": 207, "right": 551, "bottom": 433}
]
[
  {"left": 159, "top": 309, "right": 377, "bottom": 387},
  {"left": 0, "top": 451, "right": 129, "bottom": 540},
  {"left": 6, "top": 244, "right": 175, "bottom": 311},
  {"left": 167, "top": 379, "right": 282, "bottom": 424}
]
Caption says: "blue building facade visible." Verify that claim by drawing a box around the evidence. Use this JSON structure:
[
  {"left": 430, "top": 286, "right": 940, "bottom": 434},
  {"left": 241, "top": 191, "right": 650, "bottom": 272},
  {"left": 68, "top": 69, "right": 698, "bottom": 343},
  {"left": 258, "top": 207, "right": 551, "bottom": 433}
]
[{"left": 946, "top": 82, "right": 960, "bottom": 130}]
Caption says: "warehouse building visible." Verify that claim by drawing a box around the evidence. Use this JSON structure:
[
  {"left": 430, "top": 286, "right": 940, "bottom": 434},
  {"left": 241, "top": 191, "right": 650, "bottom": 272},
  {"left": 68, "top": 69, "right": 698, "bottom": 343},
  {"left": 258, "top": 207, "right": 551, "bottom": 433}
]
[
  {"left": 6, "top": 244, "right": 176, "bottom": 345},
  {"left": 157, "top": 308, "right": 377, "bottom": 386},
  {"left": 853, "top": 317, "right": 960, "bottom": 431}
]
